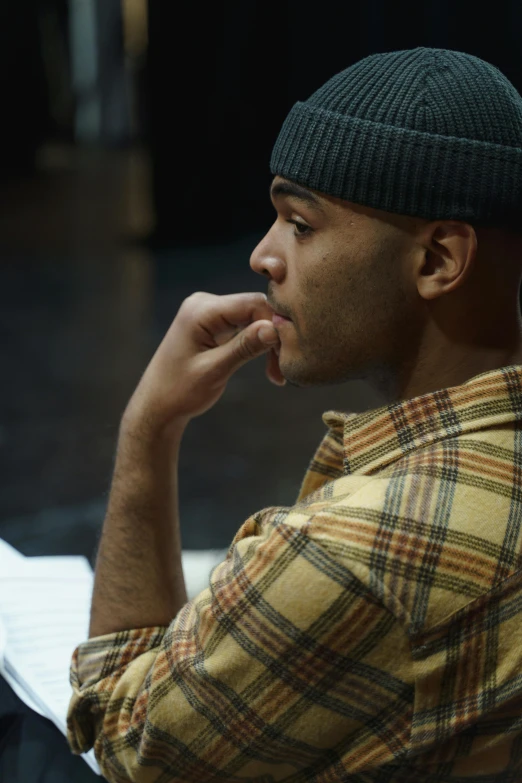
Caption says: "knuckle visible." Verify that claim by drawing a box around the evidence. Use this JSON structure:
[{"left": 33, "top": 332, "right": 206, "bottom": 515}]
[
  {"left": 250, "top": 292, "right": 268, "bottom": 306},
  {"left": 181, "top": 291, "right": 211, "bottom": 314}
]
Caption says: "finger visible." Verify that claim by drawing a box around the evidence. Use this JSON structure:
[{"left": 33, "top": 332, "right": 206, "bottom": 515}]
[
  {"left": 266, "top": 347, "right": 286, "bottom": 386},
  {"left": 188, "top": 292, "right": 276, "bottom": 344},
  {"left": 215, "top": 292, "right": 276, "bottom": 325},
  {"left": 213, "top": 326, "right": 242, "bottom": 347},
  {"left": 207, "top": 320, "right": 280, "bottom": 377}
]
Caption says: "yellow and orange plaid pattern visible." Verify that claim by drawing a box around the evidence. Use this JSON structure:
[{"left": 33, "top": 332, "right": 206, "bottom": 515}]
[{"left": 67, "top": 365, "right": 522, "bottom": 782}]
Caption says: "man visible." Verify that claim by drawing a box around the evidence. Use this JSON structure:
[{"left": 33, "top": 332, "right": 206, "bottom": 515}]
[{"left": 67, "top": 48, "right": 522, "bottom": 781}]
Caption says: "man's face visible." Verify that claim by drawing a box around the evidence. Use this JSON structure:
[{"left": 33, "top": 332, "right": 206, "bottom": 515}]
[{"left": 250, "top": 176, "right": 421, "bottom": 388}]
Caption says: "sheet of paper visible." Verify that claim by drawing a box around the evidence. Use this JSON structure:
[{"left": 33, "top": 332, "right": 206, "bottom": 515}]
[
  {"left": 0, "top": 549, "right": 100, "bottom": 774},
  {"left": 1, "top": 560, "right": 93, "bottom": 728},
  {"left": 0, "top": 615, "right": 5, "bottom": 663},
  {"left": 182, "top": 548, "right": 228, "bottom": 598},
  {"left": 0, "top": 542, "right": 46, "bottom": 714},
  {"left": 0, "top": 541, "right": 228, "bottom": 777},
  {"left": 0, "top": 537, "right": 25, "bottom": 564}
]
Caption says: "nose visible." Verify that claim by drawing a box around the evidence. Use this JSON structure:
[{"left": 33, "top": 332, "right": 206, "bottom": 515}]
[{"left": 249, "top": 222, "right": 286, "bottom": 283}]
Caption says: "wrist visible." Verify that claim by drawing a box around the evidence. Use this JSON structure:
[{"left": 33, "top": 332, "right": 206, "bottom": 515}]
[
  {"left": 120, "top": 392, "right": 190, "bottom": 444},
  {"left": 121, "top": 401, "right": 189, "bottom": 448}
]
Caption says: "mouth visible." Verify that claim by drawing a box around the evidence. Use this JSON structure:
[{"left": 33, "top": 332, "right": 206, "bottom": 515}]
[
  {"left": 272, "top": 313, "right": 292, "bottom": 327},
  {"left": 267, "top": 292, "right": 292, "bottom": 328}
]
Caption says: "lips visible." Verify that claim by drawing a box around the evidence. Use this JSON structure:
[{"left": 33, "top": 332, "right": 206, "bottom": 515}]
[
  {"left": 272, "top": 313, "right": 291, "bottom": 327},
  {"left": 269, "top": 305, "right": 291, "bottom": 320},
  {"left": 267, "top": 294, "right": 291, "bottom": 324}
]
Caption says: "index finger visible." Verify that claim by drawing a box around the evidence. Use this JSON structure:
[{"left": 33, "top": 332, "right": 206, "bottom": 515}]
[{"left": 196, "top": 292, "right": 276, "bottom": 334}]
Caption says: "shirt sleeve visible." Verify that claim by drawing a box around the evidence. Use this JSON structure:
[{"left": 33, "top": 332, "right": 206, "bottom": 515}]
[{"left": 67, "top": 505, "right": 413, "bottom": 783}]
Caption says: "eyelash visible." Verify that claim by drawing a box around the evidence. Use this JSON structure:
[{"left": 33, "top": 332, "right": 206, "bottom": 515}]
[{"left": 286, "top": 219, "right": 313, "bottom": 238}]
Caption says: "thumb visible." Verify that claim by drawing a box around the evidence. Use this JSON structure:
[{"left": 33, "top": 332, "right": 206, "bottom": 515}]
[{"left": 214, "top": 320, "right": 280, "bottom": 375}]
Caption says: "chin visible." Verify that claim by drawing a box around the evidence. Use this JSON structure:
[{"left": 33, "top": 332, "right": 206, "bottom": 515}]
[
  {"left": 282, "top": 342, "right": 371, "bottom": 386},
  {"left": 279, "top": 356, "right": 341, "bottom": 388}
]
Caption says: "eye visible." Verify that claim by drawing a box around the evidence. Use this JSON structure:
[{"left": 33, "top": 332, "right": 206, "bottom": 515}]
[{"left": 286, "top": 219, "right": 312, "bottom": 238}]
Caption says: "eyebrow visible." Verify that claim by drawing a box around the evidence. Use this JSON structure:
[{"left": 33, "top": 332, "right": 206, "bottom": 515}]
[{"left": 270, "top": 180, "right": 324, "bottom": 212}]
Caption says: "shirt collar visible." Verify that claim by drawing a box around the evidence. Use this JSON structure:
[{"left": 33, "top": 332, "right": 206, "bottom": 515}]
[{"left": 321, "top": 364, "right": 522, "bottom": 476}]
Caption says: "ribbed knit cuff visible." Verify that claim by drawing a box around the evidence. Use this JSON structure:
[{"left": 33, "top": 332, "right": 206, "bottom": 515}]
[{"left": 270, "top": 101, "right": 522, "bottom": 225}]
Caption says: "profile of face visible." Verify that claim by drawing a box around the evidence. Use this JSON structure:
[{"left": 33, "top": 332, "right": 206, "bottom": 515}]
[{"left": 250, "top": 176, "right": 423, "bottom": 389}]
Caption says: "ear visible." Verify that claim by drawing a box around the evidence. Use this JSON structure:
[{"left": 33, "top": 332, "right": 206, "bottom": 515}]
[{"left": 417, "top": 222, "right": 477, "bottom": 302}]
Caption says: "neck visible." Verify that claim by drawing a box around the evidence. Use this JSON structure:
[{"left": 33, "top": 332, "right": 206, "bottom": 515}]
[
  {"left": 373, "top": 309, "right": 522, "bottom": 405},
  {"left": 397, "top": 342, "right": 522, "bottom": 404}
]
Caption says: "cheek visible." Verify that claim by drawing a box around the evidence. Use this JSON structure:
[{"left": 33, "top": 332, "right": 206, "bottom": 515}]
[
  {"left": 299, "top": 268, "right": 353, "bottom": 338},
  {"left": 301, "top": 253, "right": 343, "bottom": 296}
]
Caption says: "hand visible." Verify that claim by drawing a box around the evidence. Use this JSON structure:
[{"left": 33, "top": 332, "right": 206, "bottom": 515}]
[{"left": 123, "top": 292, "right": 285, "bottom": 438}]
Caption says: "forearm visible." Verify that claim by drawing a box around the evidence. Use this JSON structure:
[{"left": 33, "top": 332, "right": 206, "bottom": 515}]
[{"left": 88, "top": 415, "right": 188, "bottom": 638}]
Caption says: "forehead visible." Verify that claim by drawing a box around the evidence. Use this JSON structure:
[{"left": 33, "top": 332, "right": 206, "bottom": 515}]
[
  {"left": 270, "top": 176, "right": 325, "bottom": 209},
  {"left": 270, "top": 176, "right": 365, "bottom": 223},
  {"left": 271, "top": 176, "right": 420, "bottom": 236}
]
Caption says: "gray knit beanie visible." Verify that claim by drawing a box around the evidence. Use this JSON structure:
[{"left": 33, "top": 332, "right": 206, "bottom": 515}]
[{"left": 270, "top": 48, "right": 522, "bottom": 231}]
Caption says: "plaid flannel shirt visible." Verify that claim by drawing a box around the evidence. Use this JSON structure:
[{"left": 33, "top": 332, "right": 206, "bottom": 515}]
[{"left": 67, "top": 365, "right": 522, "bottom": 782}]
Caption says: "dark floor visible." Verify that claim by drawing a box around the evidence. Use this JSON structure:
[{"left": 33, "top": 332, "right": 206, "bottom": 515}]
[{"left": 0, "top": 145, "right": 384, "bottom": 566}]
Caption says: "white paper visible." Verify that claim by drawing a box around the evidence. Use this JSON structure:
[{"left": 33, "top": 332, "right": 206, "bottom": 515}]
[
  {"left": 0, "top": 615, "right": 5, "bottom": 663},
  {"left": 182, "top": 548, "right": 228, "bottom": 598},
  {"left": 0, "top": 539, "right": 227, "bottom": 778},
  {"left": 0, "top": 537, "right": 25, "bottom": 564},
  {"left": 0, "top": 543, "right": 100, "bottom": 774}
]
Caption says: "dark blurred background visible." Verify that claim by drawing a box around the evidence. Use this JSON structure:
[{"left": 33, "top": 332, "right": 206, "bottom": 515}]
[{"left": 0, "top": 1, "right": 521, "bottom": 563}]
